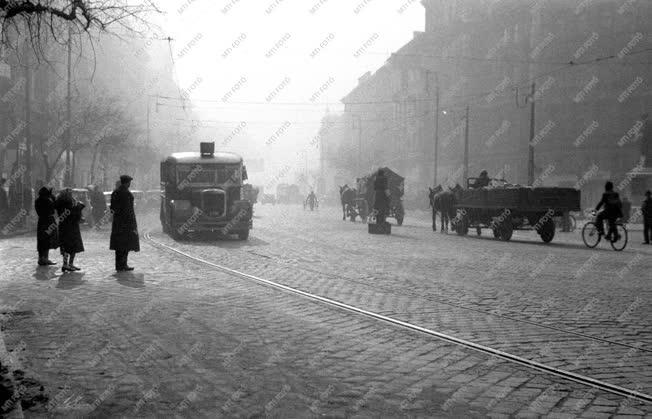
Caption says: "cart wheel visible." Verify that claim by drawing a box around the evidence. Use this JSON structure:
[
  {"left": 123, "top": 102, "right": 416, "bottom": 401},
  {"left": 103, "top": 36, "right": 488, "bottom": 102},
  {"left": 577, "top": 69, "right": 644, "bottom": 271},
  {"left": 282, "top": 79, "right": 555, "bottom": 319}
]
[
  {"left": 539, "top": 218, "right": 555, "bottom": 243},
  {"left": 237, "top": 230, "right": 250, "bottom": 240},
  {"left": 492, "top": 228, "right": 499, "bottom": 238},
  {"left": 456, "top": 213, "right": 469, "bottom": 236},
  {"left": 497, "top": 219, "right": 513, "bottom": 241}
]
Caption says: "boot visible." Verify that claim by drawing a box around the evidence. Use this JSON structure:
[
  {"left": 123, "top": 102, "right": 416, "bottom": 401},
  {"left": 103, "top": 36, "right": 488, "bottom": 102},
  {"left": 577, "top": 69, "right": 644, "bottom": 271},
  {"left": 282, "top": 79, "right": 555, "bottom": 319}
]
[
  {"left": 69, "top": 254, "right": 80, "bottom": 271},
  {"left": 61, "top": 253, "right": 72, "bottom": 272},
  {"left": 43, "top": 250, "right": 56, "bottom": 265}
]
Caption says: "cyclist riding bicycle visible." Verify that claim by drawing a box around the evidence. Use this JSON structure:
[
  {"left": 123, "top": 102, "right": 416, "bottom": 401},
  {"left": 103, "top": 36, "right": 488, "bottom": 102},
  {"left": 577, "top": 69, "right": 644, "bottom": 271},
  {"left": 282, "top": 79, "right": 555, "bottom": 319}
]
[{"left": 593, "top": 181, "right": 623, "bottom": 241}]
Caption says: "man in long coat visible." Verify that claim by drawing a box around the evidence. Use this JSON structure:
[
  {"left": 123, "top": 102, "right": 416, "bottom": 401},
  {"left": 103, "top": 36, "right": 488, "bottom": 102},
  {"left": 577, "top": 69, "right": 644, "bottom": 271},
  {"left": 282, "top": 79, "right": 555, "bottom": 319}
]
[{"left": 110, "top": 175, "right": 140, "bottom": 271}]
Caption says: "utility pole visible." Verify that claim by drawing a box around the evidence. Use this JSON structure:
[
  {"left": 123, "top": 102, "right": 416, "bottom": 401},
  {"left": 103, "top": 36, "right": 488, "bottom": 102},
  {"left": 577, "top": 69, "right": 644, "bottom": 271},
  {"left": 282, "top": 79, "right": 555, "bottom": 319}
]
[
  {"left": 65, "top": 27, "right": 72, "bottom": 186},
  {"left": 527, "top": 81, "right": 536, "bottom": 186},
  {"left": 23, "top": 41, "right": 31, "bottom": 190},
  {"left": 433, "top": 73, "right": 440, "bottom": 186},
  {"left": 353, "top": 115, "right": 362, "bottom": 174},
  {"left": 463, "top": 105, "right": 469, "bottom": 184},
  {"left": 146, "top": 97, "right": 151, "bottom": 146}
]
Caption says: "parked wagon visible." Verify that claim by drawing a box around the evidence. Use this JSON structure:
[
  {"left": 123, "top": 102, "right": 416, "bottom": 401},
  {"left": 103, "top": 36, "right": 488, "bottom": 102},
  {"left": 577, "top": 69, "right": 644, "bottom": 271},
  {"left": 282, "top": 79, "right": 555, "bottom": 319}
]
[
  {"left": 453, "top": 178, "right": 581, "bottom": 243},
  {"left": 349, "top": 167, "right": 405, "bottom": 225}
]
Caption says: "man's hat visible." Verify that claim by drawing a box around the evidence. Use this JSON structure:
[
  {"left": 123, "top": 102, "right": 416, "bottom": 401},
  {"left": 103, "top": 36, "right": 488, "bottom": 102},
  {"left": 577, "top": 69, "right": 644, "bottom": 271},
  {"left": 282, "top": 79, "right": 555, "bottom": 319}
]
[
  {"left": 646, "top": 190, "right": 651, "bottom": 196},
  {"left": 120, "top": 175, "right": 133, "bottom": 183}
]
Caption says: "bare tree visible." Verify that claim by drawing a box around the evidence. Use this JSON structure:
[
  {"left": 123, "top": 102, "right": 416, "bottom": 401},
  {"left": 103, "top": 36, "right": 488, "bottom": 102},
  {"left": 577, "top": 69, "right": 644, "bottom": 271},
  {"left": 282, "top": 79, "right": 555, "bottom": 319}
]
[
  {"left": 1, "top": 0, "right": 160, "bottom": 57},
  {"left": 41, "top": 95, "right": 139, "bottom": 183}
]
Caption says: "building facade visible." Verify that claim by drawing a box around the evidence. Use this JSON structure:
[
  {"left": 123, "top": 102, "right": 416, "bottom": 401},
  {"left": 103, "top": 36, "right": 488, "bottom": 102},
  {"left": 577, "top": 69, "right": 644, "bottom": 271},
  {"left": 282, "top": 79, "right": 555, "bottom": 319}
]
[{"left": 329, "top": 0, "right": 651, "bottom": 208}]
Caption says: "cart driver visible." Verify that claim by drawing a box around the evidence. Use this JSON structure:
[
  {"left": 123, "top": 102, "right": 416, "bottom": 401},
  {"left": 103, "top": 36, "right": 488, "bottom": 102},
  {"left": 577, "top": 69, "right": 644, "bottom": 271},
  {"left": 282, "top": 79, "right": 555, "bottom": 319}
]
[{"left": 471, "top": 170, "right": 491, "bottom": 189}]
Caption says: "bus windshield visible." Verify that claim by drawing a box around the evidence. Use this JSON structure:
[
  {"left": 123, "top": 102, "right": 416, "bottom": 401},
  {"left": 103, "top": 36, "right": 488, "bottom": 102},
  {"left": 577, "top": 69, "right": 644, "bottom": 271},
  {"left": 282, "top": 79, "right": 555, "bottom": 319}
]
[{"left": 176, "top": 164, "right": 241, "bottom": 187}]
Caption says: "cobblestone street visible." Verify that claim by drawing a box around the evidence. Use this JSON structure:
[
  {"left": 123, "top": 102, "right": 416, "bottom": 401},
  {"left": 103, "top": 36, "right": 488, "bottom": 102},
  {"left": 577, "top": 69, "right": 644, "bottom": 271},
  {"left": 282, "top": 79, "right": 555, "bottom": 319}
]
[{"left": 1, "top": 205, "right": 651, "bottom": 417}]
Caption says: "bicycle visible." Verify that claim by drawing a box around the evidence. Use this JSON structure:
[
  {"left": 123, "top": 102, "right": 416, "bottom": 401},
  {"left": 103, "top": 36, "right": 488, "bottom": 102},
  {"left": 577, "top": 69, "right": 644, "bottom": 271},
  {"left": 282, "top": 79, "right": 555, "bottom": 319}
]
[{"left": 581, "top": 212, "right": 628, "bottom": 251}]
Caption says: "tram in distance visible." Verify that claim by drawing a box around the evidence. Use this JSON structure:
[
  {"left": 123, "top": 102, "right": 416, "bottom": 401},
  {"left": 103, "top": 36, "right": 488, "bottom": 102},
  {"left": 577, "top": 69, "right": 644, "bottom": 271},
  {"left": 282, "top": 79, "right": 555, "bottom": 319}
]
[{"left": 160, "top": 142, "right": 253, "bottom": 240}]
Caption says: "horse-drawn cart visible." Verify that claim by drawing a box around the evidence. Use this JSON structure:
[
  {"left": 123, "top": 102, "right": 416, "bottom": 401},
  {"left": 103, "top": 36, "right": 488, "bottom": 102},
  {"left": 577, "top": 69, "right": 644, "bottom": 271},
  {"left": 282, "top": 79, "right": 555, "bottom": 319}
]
[
  {"left": 347, "top": 168, "right": 405, "bottom": 225},
  {"left": 453, "top": 178, "right": 580, "bottom": 243}
]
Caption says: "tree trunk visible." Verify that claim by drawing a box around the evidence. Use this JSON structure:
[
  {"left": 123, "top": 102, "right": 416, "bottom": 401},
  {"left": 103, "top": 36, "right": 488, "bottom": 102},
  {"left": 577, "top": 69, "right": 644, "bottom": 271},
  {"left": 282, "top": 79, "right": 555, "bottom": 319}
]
[{"left": 90, "top": 141, "right": 101, "bottom": 184}]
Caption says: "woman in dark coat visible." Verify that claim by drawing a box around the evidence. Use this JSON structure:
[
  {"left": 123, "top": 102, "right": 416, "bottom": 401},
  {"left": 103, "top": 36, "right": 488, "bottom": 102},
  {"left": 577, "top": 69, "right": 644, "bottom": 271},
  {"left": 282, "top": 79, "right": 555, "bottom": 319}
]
[
  {"left": 34, "top": 187, "right": 58, "bottom": 265},
  {"left": 110, "top": 175, "right": 140, "bottom": 271},
  {"left": 54, "top": 189, "right": 85, "bottom": 272}
]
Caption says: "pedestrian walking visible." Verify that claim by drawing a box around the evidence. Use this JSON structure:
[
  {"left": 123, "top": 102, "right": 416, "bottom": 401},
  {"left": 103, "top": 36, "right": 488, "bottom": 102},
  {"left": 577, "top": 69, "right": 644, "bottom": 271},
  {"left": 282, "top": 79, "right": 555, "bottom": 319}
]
[
  {"left": 54, "top": 188, "right": 85, "bottom": 272},
  {"left": 642, "top": 190, "right": 652, "bottom": 245},
  {"left": 110, "top": 175, "right": 140, "bottom": 272},
  {"left": 34, "top": 187, "right": 58, "bottom": 266}
]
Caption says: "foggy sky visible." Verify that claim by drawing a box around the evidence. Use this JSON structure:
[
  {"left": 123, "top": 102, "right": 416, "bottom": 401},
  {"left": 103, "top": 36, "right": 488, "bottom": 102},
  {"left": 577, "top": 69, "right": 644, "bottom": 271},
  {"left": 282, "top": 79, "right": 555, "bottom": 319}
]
[{"left": 158, "top": 0, "right": 423, "bottom": 184}]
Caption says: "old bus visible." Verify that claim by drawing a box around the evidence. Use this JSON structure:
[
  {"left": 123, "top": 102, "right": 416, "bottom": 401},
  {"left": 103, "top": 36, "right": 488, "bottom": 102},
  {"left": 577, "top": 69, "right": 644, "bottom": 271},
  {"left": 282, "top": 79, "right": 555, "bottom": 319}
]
[{"left": 160, "top": 142, "right": 252, "bottom": 240}]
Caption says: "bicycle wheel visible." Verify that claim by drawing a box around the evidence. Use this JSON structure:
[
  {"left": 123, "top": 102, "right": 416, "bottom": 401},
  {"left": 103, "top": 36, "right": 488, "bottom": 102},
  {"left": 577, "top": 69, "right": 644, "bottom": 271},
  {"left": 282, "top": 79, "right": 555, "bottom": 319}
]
[
  {"left": 582, "top": 222, "right": 601, "bottom": 248},
  {"left": 610, "top": 224, "right": 628, "bottom": 251}
]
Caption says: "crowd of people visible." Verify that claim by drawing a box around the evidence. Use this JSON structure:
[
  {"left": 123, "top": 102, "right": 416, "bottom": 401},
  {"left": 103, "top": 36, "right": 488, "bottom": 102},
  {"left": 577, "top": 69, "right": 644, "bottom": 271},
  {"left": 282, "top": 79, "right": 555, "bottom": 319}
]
[{"left": 31, "top": 174, "right": 140, "bottom": 272}]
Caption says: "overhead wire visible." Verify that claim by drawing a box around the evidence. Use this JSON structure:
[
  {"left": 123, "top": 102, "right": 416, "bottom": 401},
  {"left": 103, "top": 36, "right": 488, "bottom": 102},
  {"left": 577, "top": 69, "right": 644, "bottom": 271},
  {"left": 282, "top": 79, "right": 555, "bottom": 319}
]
[{"left": 152, "top": 47, "right": 651, "bottom": 108}]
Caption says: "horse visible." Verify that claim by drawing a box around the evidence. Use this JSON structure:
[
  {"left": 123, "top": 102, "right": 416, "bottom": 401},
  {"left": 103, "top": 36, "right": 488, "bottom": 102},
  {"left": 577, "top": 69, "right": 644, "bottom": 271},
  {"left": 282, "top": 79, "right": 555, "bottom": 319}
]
[
  {"left": 428, "top": 185, "right": 443, "bottom": 231},
  {"left": 429, "top": 184, "right": 458, "bottom": 233},
  {"left": 339, "top": 185, "right": 357, "bottom": 221}
]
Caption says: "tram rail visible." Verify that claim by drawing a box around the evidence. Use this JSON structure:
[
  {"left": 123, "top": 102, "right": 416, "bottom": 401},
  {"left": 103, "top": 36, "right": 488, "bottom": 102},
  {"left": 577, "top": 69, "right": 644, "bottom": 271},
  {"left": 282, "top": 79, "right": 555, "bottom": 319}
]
[{"left": 144, "top": 231, "right": 652, "bottom": 405}]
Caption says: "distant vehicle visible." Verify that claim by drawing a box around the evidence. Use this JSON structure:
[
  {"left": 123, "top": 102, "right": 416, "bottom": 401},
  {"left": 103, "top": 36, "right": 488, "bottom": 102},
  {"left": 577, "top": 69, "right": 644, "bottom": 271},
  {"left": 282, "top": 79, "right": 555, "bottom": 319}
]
[
  {"left": 103, "top": 191, "right": 111, "bottom": 207},
  {"left": 288, "top": 184, "right": 302, "bottom": 204},
  {"left": 276, "top": 183, "right": 291, "bottom": 204},
  {"left": 260, "top": 194, "right": 276, "bottom": 205},
  {"left": 131, "top": 190, "right": 144, "bottom": 211},
  {"left": 242, "top": 184, "right": 259, "bottom": 204},
  {"left": 160, "top": 142, "right": 252, "bottom": 240},
  {"left": 348, "top": 168, "right": 405, "bottom": 225},
  {"left": 144, "top": 189, "right": 161, "bottom": 210}
]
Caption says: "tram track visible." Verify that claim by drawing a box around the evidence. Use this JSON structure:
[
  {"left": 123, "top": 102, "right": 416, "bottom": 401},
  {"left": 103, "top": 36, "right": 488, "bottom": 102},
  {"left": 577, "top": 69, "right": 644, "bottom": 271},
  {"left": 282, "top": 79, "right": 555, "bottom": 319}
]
[
  {"left": 171, "top": 225, "right": 651, "bottom": 355},
  {"left": 247, "top": 224, "right": 651, "bottom": 354},
  {"left": 144, "top": 232, "right": 652, "bottom": 405}
]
